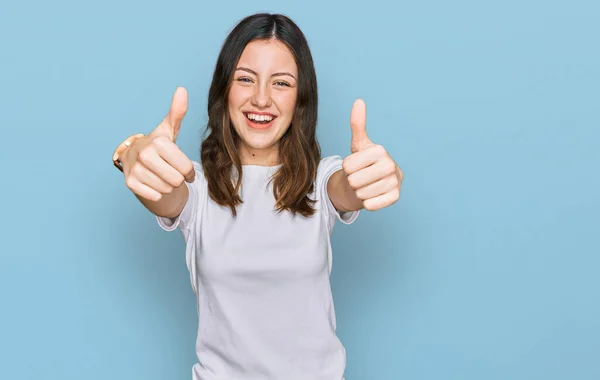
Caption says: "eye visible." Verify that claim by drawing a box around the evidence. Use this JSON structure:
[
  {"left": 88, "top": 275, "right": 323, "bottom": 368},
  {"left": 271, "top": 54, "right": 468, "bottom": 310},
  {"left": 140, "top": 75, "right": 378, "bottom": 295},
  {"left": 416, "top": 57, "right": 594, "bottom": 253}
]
[
  {"left": 237, "top": 77, "right": 253, "bottom": 83},
  {"left": 274, "top": 81, "right": 290, "bottom": 87}
]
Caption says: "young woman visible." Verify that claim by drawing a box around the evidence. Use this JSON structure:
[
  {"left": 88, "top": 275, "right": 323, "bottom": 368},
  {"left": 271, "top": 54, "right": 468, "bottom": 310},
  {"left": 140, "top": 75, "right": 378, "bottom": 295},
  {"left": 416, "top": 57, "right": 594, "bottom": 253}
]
[{"left": 112, "top": 12, "right": 403, "bottom": 380}]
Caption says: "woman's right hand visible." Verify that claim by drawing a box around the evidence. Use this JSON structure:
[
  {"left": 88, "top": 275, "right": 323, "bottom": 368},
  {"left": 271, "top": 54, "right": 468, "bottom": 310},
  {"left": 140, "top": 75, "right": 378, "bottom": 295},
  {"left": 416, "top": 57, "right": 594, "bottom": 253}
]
[{"left": 120, "top": 87, "right": 196, "bottom": 202}]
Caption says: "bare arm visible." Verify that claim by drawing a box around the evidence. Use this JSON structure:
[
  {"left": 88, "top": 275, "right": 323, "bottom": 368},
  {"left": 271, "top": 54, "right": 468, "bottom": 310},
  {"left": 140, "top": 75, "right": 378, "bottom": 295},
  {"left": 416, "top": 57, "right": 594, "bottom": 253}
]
[
  {"left": 328, "top": 99, "right": 403, "bottom": 213},
  {"left": 327, "top": 169, "right": 364, "bottom": 213},
  {"left": 134, "top": 183, "right": 189, "bottom": 219},
  {"left": 117, "top": 87, "right": 195, "bottom": 219}
]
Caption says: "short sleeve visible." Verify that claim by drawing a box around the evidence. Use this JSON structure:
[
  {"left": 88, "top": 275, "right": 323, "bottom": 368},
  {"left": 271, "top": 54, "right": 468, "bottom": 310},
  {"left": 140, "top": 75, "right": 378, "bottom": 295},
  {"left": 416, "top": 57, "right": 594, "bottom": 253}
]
[{"left": 317, "top": 155, "right": 360, "bottom": 232}]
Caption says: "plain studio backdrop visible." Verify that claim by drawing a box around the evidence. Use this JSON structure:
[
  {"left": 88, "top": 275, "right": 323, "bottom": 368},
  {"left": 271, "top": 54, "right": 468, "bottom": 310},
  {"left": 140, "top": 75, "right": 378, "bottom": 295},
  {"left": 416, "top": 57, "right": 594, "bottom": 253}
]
[{"left": 1, "top": 0, "right": 598, "bottom": 379}]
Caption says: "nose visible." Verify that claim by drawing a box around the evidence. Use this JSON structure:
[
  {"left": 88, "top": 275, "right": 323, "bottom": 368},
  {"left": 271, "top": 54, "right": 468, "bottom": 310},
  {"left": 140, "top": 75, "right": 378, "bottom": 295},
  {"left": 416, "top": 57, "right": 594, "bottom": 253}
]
[{"left": 251, "top": 81, "right": 272, "bottom": 109}]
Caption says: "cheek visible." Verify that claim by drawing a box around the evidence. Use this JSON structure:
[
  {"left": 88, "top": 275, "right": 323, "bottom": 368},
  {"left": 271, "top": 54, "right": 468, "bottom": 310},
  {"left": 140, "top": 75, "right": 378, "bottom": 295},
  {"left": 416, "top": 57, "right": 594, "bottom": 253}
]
[
  {"left": 228, "top": 86, "right": 250, "bottom": 110},
  {"left": 274, "top": 92, "right": 297, "bottom": 118}
]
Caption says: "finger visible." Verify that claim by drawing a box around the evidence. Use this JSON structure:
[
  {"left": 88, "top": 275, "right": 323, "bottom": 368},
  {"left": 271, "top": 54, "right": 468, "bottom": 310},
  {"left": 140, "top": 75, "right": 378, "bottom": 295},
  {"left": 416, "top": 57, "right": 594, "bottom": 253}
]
[
  {"left": 125, "top": 177, "right": 163, "bottom": 202},
  {"left": 150, "top": 87, "right": 188, "bottom": 142},
  {"left": 137, "top": 146, "right": 187, "bottom": 188},
  {"left": 354, "top": 175, "right": 399, "bottom": 201},
  {"left": 342, "top": 144, "right": 387, "bottom": 175},
  {"left": 134, "top": 164, "right": 175, "bottom": 195},
  {"left": 398, "top": 167, "right": 405, "bottom": 183},
  {"left": 167, "top": 86, "right": 188, "bottom": 142},
  {"left": 350, "top": 99, "right": 372, "bottom": 153},
  {"left": 152, "top": 137, "right": 195, "bottom": 182},
  {"left": 362, "top": 189, "right": 401, "bottom": 211},
  {"left": 346, "top": 158, "right": 397, "bottom": 190}
]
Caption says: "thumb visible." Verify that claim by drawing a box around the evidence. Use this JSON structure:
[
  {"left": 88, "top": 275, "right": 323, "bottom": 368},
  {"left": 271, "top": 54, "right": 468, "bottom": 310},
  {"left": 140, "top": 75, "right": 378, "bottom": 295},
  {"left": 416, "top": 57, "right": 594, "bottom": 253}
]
[
  {"left": 350, "top": 99, "right": 372, "bottom": 153},
  {"left": 151, "top": 87, "right": 188, "bottom": 142}
]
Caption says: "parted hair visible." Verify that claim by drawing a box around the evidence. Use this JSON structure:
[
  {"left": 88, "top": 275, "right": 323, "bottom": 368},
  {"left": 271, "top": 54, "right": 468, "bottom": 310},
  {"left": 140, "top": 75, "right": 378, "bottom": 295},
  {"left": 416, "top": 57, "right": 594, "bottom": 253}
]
[{"left": 200, "top": 13, "right": 321, "bottom": 217}]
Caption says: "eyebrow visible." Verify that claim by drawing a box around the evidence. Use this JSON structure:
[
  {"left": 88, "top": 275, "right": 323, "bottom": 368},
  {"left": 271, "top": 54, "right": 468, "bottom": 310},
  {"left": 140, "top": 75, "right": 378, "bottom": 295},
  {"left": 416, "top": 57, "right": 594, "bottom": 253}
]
[{"left": 235, "top": 67, "right": 296, "bottom": 80}]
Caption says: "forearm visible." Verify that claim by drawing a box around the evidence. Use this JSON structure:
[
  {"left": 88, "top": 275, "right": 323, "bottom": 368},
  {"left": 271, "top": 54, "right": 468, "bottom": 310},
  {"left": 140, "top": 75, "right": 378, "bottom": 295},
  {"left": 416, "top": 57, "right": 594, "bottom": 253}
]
[
  {"left": 136, "top": 183, "right": 189, "bottom": 219},
  {"left": 327, "top": 169, "right": 364, "bottom": 213}
]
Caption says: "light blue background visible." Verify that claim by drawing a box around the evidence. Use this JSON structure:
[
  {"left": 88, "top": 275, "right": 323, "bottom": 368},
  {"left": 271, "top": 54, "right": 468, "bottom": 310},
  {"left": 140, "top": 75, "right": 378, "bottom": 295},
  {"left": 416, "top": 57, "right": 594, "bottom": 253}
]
[{"left": 1, "top": 0, "right": 598, "bottom": 379}]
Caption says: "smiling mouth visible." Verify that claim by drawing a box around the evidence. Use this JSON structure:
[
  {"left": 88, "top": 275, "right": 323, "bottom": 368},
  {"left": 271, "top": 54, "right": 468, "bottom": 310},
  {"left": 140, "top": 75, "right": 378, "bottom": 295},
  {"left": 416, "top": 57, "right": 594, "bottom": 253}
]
[{"left": 244, "top": 112, "right": 277, "bottom": 125}]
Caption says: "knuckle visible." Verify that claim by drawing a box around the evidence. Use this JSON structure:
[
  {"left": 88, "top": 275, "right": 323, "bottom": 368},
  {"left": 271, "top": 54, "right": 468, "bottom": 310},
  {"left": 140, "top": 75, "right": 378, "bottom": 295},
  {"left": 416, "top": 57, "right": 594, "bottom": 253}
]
[
  {"left": 172, "top": 173, "right": 185, "bottom": 188},
  {"left": 385, "top": 160, "right": 396, "bottom": 174},
  {"left": 137, "top": 148, "right": 153, "bottom": 164},
  {"left": 347, "top": 175, "right": 359, "bottom": 189},
  {"left": 152, "top": 135, "right": 170, "bottom": 148},
  {"left": 125, "top": 177, "right": 136, "bottom": 190},
  {"left": 363, "top": 200, "right": 377, "bottom": 211},
  {"left": 130, "top": 163, "right": 142, "bottom": 176},
  {"left": 184, "top": 161, "right": 194, "bottom": 175},
  {"left": 341, "top": 158, "right": 353, "bottom": 174},
  {"left": 374, "top": 144, "right": 386, "bottom": 155}
]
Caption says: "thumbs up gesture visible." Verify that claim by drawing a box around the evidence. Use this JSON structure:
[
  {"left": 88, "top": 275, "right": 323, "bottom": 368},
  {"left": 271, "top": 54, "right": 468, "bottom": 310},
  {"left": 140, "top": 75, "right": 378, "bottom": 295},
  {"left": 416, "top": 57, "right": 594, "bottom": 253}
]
[
  {"left": 120, "top": 87, "right": 196, "bottom": 202},
  {"left": 341, "top": 99, "right": 404, "bottom": 211}
]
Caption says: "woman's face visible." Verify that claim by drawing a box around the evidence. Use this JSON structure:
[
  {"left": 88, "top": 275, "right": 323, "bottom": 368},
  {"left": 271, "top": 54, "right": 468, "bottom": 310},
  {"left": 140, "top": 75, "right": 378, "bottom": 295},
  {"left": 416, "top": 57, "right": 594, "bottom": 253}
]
[{"left": 228, "top": 39, "right": 298, "bottom": 165}]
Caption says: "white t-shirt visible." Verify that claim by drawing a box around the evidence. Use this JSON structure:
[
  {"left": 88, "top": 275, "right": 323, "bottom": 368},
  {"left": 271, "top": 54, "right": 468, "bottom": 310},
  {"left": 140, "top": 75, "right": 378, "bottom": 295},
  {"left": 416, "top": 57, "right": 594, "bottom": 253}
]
[{"left": 157, "top": 155, "right": 359, "bottom": 380}]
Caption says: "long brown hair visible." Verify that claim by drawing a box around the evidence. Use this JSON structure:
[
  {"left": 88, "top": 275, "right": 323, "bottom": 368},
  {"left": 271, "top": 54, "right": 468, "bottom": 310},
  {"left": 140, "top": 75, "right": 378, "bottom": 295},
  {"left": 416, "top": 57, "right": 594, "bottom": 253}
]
[{"left": 200, "top": 13, "right": 321, "bottom": 217}]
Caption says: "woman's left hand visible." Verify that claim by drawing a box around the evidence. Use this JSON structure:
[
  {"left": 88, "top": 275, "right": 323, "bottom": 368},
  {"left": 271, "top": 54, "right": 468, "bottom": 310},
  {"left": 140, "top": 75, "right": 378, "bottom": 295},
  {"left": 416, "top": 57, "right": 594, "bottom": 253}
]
[{"left": 341, "top": 99, "right": 404, "bottom": 211}]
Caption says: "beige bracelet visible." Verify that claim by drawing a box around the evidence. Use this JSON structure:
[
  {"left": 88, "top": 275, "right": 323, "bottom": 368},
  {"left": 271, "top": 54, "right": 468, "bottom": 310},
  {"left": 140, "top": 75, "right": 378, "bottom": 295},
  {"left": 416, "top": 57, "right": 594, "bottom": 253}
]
[{"left": 112, "top": 133, "right": 145, "bottom": 172}]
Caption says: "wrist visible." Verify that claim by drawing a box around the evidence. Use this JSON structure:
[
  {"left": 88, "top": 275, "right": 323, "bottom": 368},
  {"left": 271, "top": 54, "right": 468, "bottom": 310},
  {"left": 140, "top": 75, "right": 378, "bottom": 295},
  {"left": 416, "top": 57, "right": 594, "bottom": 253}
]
[{"left": 112, "top": 133, "right": 145, "bottom": 172}]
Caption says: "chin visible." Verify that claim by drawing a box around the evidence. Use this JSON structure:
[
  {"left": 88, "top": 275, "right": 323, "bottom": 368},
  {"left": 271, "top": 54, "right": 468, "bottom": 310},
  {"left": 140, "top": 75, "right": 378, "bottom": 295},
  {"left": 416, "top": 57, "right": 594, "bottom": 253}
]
[{"left": 239, "top": 131, "right": 282, "bottom": 151}]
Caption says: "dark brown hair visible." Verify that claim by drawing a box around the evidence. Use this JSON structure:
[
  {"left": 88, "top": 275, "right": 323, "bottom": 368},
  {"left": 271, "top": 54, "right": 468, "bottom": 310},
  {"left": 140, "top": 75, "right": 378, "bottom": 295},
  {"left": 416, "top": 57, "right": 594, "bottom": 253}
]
[{"left": 200, "top": 13, "right": 321, "bottom": 217}]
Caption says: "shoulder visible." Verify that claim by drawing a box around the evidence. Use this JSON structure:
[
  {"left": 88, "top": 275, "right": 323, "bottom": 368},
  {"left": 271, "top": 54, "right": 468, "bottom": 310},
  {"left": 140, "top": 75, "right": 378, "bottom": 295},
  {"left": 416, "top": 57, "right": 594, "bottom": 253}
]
[
  {"left": 319, "top": 155, "right": 343, "bottom": 167},
  {"left": 317, "top": 155, "right": 344, "bottom": 181},
  {"left": 190, "top": 160, "right": 207, "bottom": 182},
  {"left": 184, "top": 160, "right": 208, "bottom": 197},
  {"left": 191, "top": 160, "right": 204, "bottom": 173},
  {"left": 315, "top": 155, "right": 345, "bottom": 197}
]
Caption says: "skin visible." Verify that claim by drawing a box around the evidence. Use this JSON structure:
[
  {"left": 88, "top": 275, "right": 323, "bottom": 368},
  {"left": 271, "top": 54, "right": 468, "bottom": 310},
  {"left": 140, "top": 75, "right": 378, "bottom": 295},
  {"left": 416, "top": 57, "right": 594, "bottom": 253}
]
[
  {"left": 119, "top": 39, "right": 403, "bottom": 218},
  {"left": 329, "top": 99, "right": 404, "bottom": 212},
  {"left": 227, "top": 39, "right": 404, "bottom": 212},
  {"left": 228, "top": 39, "right": 298, "bottom": 166}
]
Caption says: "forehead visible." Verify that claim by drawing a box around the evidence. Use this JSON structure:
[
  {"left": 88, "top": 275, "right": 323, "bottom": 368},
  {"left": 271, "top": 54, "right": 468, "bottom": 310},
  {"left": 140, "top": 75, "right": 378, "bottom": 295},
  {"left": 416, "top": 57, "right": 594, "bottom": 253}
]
[{"left": 237, "top": 39, "right": 297, "bottom": 75}]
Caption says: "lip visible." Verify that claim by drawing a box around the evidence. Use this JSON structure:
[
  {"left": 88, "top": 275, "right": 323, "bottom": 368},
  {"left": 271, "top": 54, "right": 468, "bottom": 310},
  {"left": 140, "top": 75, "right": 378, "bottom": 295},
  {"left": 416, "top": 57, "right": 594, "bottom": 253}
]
[
  {"left": 243, "top": 111, "right": 277, "bottom": 117},
  {"left": 243, "top": 111, "right": 277, "bottom": 130}
]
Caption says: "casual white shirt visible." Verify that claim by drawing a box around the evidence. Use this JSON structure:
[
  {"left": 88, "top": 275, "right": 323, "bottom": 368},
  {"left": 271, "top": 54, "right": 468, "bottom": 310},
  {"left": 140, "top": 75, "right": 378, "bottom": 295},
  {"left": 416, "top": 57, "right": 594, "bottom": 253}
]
[{"left": 157, "top": 155, "right": 359, "bottom": 380}]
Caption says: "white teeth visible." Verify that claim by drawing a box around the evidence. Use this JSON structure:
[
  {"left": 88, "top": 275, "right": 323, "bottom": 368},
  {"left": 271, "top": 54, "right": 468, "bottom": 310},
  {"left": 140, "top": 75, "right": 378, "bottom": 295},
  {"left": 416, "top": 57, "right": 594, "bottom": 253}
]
[{"left": 246, "top": 113, "right": 273, "bottom": 122}]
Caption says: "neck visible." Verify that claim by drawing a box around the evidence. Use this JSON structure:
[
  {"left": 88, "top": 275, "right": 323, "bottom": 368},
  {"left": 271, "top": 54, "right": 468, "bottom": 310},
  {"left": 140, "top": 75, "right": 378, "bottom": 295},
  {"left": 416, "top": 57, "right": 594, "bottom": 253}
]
[{"left": 239, "top": 143, "right": 280, "bottom": 166}]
